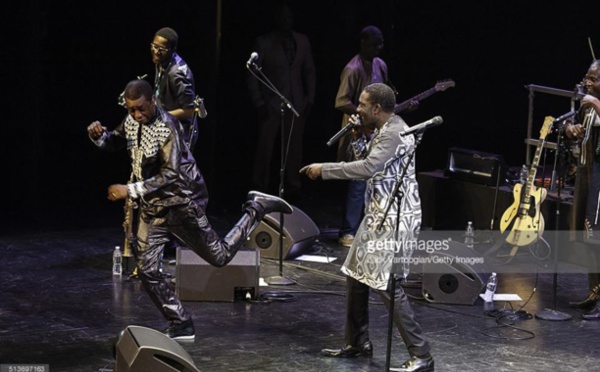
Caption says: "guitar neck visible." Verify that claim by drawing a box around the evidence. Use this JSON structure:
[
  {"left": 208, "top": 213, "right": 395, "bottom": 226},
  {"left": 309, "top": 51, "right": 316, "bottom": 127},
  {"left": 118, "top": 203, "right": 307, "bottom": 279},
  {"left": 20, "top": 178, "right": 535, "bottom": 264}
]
[
  {"left": 395, "top": 88, "right": 437, "bottom": 113},
  {"left": 523, "top": 139, "right": 545, "bottom": 198}
]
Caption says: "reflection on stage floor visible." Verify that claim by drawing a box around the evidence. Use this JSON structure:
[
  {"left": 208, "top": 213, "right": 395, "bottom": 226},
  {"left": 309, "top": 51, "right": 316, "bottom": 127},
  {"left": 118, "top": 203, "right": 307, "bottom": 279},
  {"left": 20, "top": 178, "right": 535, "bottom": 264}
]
[{"left": 1, "top": 186, "right": 599, "bottom": 372}]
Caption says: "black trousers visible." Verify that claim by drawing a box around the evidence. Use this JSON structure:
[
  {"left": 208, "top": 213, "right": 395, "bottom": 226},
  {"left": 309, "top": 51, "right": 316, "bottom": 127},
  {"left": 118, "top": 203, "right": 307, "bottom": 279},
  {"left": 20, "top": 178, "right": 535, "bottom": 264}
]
[
  {"left": 345, "top": 275, "right": 430, "bottom": 358},
  {"left": 135, "top": 200, "right": 260, "bottom": 324}
]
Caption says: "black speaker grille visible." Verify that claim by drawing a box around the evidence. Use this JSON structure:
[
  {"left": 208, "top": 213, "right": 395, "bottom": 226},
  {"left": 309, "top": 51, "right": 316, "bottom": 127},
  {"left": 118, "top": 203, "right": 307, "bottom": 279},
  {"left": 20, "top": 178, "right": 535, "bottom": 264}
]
[
  {"left": 438, "top": 274, "right": 459, "bottom": 294},
  {"left": 255, "top": 231, "right": 272, "bottom": 249}
]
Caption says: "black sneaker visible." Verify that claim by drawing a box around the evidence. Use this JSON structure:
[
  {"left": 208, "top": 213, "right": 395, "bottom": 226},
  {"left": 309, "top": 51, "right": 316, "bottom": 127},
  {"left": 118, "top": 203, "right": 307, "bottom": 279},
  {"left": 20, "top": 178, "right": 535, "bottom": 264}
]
[{"left": 164, "top": 319, "right": 195, "bottom": 341}]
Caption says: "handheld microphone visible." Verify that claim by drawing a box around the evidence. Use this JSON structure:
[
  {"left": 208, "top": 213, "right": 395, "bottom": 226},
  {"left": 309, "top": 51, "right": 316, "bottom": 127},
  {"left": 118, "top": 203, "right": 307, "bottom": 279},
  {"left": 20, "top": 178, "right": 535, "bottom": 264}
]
[
  {"left": 399, "top": 116, "right": 443, "bottom": 136},
  {"left": 326, "top": 122, "right": 359, "bottom": 147},
  {"left": 246, "top": 52, "right": 259, "bottom": 68}
]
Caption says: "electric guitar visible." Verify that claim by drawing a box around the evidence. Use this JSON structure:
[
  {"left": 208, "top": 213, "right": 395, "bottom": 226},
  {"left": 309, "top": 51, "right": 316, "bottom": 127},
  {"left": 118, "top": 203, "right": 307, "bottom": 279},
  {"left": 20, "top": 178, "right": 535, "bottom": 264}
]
[
  {"left": 500, "top": 116, "right": 552, "bottom": 246},
  {"left": 394, "top": 79, "right": 455, "bottom": 113}
]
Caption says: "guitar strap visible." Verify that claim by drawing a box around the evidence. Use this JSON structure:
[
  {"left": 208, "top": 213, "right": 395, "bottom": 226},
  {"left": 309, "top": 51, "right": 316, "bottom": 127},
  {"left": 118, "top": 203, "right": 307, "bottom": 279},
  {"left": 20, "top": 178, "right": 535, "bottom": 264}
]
[{"left": 593, "top": 117, "right": 600, "bottom": 155}]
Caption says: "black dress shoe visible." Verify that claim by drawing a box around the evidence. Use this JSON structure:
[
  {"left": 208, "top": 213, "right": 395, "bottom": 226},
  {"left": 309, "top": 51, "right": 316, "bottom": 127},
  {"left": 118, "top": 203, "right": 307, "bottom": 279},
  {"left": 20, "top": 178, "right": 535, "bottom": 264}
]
[
  {"left": 247, "top": 191, "right": 293, "bottom": 215},
  {"left": 321, "top": 341, "right": 373, "bottom": 358},
  {"left": 582, "top": 305, "right": 600, "bottom": 320},
  {"left": 570, "top": 284, "right": 600, "bottom": 309},
  {"left": 570, "top": 298, "right": 597, "bottom": 310},
  {"left": 390, "top": 355, "right": 434, "bottom": 372}
]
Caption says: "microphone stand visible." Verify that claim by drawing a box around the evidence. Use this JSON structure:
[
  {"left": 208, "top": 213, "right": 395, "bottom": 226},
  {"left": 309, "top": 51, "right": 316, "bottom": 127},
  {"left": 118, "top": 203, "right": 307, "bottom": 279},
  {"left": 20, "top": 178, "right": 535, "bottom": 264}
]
[
  {"left": 488, "top": 157, "right": 503, "bottom": 242},
  {"left": 247, "top": 61, "right": 298, "bottom": 286},
  {"left": 535, "top": 119, "right": 572, "bottom": 321},
  {"left": 376, "top": 131, "right": 422, "bottom": 372}
]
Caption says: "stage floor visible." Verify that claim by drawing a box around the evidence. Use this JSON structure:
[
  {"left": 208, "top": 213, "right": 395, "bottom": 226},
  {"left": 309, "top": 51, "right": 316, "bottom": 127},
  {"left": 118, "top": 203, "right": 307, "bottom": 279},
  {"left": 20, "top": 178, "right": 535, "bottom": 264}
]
[{"left": 1, "top": 186, "right": 600, "bottom": 372}]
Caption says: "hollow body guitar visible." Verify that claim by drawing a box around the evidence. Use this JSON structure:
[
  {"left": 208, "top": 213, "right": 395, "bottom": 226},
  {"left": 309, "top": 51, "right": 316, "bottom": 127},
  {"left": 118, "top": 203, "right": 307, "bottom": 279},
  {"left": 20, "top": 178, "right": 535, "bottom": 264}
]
[{"left": 500, "top": 116, "right": 552, "bottom": 246}]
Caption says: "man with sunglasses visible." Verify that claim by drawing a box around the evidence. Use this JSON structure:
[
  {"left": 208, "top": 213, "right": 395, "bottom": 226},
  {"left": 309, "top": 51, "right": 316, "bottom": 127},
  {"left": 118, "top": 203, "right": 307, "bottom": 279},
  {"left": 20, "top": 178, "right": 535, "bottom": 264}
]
[{"left": 151, "top": 27, "right": 200, "bottom": 149}]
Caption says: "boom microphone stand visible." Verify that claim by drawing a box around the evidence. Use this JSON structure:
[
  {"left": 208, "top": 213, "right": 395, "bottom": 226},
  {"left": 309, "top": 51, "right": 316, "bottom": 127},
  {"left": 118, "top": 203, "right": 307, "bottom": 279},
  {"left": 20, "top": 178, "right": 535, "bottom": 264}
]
[
  {"left": 535, "top": 116, "right": 572, "bottom": 321},
  {"left": 247, "top": 55, "right": 299, "bottom": 286}
]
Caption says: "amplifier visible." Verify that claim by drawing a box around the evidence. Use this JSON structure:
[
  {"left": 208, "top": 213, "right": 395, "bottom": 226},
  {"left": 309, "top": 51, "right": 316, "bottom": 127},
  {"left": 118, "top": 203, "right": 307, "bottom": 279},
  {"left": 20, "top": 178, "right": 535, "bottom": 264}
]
[
  {"left": 176, "top": 248, "right": 259, "bottom": 302},
  {"left": 445, "top": 147, "right": 506, "bottom": 186}
]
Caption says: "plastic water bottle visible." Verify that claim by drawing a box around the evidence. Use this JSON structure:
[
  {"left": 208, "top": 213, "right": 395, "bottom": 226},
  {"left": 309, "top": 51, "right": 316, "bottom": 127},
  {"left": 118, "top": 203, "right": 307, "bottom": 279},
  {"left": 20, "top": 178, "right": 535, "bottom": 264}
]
[
  {"left": 483, "top": 272, "right": 497, "bottom": 303},
  {"left": 112, "top": 246, "right": 123, "bottom": 276},
  {"left": 464, "top": 221, "right": 475, "bottom": 248}
]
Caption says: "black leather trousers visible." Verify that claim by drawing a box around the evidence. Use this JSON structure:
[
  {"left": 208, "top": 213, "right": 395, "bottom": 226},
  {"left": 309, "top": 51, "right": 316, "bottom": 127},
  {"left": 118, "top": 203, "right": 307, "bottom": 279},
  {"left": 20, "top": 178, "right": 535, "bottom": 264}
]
[
  {"left": 345, "top": 275, "right": 430, "bottom": 358},
  {"left": 135, "top": 201, "right": 261, "bottom": 324}
]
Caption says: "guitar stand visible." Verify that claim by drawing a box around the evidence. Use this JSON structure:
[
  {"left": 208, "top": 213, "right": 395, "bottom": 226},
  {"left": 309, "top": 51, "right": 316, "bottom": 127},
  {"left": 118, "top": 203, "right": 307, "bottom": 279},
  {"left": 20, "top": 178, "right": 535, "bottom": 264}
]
[
  {"left": 482, "top": 240, "right": 525, "bottom": 264},
  {"left": 482, "top": 223, "right": 553, "bottom": 265},
  {"left": 497, "top": 240, "right": 549, "bottom": 264}
]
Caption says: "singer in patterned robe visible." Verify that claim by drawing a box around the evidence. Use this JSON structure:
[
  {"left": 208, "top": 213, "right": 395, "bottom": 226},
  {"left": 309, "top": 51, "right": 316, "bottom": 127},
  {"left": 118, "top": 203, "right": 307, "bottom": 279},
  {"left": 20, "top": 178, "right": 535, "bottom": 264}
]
[{"left": 300, "top": 83, "right": 433, "bottom": 372}]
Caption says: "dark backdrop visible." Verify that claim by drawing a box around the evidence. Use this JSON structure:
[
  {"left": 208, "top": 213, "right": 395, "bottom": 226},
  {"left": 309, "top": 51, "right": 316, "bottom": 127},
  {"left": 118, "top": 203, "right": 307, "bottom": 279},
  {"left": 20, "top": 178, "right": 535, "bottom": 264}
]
[{"left": 2, "top": 0, "right": 596, "bottom": 232}]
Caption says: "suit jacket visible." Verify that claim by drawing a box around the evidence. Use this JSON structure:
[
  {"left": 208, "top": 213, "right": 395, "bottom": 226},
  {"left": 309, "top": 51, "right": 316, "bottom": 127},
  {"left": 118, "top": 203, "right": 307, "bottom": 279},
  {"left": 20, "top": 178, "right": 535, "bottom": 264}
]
[{"left": 247, "top": 30, "right": 316, "bottom": 114}]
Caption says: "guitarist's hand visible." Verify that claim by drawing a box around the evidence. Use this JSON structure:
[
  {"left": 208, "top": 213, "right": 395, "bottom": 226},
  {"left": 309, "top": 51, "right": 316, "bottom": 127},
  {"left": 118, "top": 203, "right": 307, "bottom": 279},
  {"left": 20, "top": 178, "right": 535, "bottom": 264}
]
[
  {"left": 405, "top": 100, "right": 419, "bottom": 113},
  {"left": 565, "top": 123, "right": 584, "bottom": 139}
]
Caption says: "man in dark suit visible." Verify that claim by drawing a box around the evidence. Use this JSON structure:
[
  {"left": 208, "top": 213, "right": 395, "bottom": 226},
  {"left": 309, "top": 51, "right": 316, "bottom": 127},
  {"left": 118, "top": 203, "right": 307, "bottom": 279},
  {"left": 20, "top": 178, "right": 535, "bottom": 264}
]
[{"left": 247, "top": 3, "right": 316, "bottom": 198}]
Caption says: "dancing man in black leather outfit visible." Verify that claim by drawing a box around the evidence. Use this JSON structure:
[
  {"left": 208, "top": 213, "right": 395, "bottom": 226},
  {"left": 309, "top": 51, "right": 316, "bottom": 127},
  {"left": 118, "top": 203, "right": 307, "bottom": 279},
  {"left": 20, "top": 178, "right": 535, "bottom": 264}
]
[{"left": 88, "top": 79, "right": 292, "bottom": 340}]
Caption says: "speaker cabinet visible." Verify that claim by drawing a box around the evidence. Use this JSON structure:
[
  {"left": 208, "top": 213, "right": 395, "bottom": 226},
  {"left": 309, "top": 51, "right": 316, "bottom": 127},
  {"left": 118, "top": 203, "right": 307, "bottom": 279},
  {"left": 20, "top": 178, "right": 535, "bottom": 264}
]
[
  {"left": 245, "top": 205, "right": 319, "bottom": 260},
  {"left": 445, "top": 147, "right": 505, "bottom": 186},
  {"left": 115, "top": 325, "right": 200, "bottom": 372},
  {"left": 421, "top": 241, "right": 490, "bottom": 305},
  {"left": 176, "top": 248, "right": 259, "bottom": 302}
]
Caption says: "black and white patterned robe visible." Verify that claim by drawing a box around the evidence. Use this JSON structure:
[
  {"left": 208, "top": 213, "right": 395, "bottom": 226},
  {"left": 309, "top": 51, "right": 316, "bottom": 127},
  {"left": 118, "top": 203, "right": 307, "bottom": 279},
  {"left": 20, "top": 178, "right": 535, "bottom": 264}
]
[{"left": 322, "top": 115, "right": 421, "bottom": 290}]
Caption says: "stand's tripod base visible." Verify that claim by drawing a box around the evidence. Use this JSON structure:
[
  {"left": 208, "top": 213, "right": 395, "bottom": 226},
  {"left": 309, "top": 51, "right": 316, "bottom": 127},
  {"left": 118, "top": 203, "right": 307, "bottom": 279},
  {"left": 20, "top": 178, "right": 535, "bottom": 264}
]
[
  {"left": 265, "top": 275, "right": 294, "bottom": 286},
  {"left": 535, "top": 308, "right": 572, "bottom": 321}
]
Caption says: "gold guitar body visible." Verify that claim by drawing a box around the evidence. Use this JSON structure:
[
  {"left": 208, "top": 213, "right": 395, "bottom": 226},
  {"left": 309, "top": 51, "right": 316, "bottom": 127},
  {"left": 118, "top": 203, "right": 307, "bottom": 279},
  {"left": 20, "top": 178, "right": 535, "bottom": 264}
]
[
  {"left": 499, "top": 116, "right": 552, "bottom": 248},
  {"left": 500, "top": 183, "right": 547, "bottom": 246}
]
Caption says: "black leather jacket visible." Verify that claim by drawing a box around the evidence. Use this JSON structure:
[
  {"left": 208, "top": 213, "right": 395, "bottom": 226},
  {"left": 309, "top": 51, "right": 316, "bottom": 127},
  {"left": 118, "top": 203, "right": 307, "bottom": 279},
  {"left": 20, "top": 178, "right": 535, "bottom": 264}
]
[
  {"left": 154, "top": 53, "right": 198, "bottom": 145},
  {"left": 94, "top": 106, "right": 208, "bottom": 217}
]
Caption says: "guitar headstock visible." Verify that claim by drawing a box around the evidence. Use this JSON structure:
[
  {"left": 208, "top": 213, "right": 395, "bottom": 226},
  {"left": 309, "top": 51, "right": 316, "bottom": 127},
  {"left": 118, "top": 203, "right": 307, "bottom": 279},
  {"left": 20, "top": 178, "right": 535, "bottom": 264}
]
[
  {"left": 540, "top": 116, "right": 553, "bottom": 139},
  {"left": 434, "top": 79, "right": 456, "bottom": 92}
]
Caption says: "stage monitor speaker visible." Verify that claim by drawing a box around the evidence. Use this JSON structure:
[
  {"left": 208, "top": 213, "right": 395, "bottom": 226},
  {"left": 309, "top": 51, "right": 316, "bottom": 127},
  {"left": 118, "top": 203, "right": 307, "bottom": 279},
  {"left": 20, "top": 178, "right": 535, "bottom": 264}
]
[
  {"left": 114, "top": 325, "right": 200, "bottom": 372},
  {"left": 176, "top": 248, "right": 258, "bottom": 302},
  {"left": 245, "top": 205, "right": 319, "bottom": 260},
  {"left": 421, "top": 241, "right": 490, "bottom": 305},
  {"left": 445, "top": 147, "right": 506, "bottom": 186}
]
